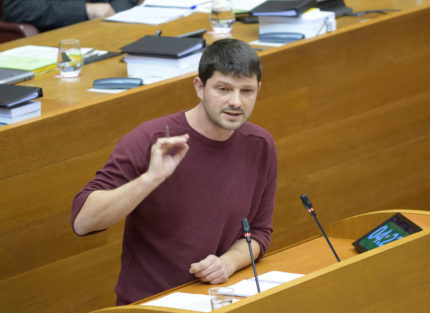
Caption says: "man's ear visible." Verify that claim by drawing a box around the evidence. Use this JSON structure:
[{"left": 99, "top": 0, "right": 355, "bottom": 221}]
[{"left": 193, "top": 76, "right": 204, "bottom": 100}]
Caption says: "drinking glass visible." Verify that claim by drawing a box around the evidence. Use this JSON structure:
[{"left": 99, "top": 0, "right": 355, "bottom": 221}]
[
  {"left": 208, "top": 287, "right": 234, "bottom": 311},
  {"left": 210, "top": 0, "right": 235, "bottom": 34},
  {"left": 57, "top": 39, "right": 83, "bottom": 78}
]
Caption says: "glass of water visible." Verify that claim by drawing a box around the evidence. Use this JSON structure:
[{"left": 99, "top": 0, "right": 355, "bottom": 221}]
[
  {"left": 57, "top": 39, "right": 83, "bottom": 78},
  {"left": 208, "top": 287, "right": 234, "bottom": 310},
  {"left": 210, "top": 0, "right": 235, "bottom": 34}
]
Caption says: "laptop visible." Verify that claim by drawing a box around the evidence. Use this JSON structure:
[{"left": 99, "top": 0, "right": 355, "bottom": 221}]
[{"left": 0, "top": 68, "right": 34, "bottom": 84}]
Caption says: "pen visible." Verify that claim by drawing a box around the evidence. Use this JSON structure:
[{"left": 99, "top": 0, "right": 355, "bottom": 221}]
[{"left": 165, "top": 125, "right": 170, "bottom": 138}]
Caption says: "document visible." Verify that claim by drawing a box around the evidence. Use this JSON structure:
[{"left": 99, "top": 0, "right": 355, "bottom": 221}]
[
  {"left": 142, "top": 292, "right": 212, "bottom": 312},
  {"left": 224, "top": 271, "right": 304, "bottom": 297},
  {"left": 105, "top": 4, "right": 192, "bottom": 25},
  {"left": 144, "top": 0, "right": 210, "bottom": 8},
  {"left": 0, "top": 45, "right": 96, "bottom": 73},
  {"left": 195, "top": 0, "right": 266, "bottom": 13}
]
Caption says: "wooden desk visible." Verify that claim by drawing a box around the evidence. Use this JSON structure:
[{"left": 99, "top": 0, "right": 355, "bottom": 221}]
[
  {"left": 90, "top": 210, "right": 430, "bottom": 313},
  {"left": 1, "top": 1, "right": 429, "bottom": 313}
]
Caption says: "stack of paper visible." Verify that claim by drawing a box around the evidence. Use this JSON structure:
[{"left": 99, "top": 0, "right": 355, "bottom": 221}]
[
  {"left": 249, "top": 0, "right": 336, "bottom": 44},
  {"left": 121, "top": 35, "right": 205, "bottom": 84},
  {"left": 258, "top": 9, "right": 337, "bottom": 39},
  {"left": 0, "top": 100, "right": 41, "bottom": 125},
  {"left": 144, "top": 0, "right": 210, "bottom": 9},
  {"left": 0, "top": 45, "right": 57, "bottom": 75},
  {"left": 0, "top": 45, "right": 99, "bottom": 76},
  {"left": 0, "top": 84, "right": 43, "bottom": 125},
  {"left": 105, "top": 4, "right": 193, "bottom": 25}
]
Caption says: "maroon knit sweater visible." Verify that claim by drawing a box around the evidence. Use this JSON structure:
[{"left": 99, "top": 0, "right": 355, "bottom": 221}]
[{"left": 72, "top": 111, "right": 278, "bottom": 304}]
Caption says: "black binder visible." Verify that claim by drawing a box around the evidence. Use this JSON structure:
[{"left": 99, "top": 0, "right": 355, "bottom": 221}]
[
  {"left": 251, "top": 0, "right": 318, "bottom": 17},
  {"left": 0, "top": 84, "right": 43, "bottom": 108},
  {"left": 121, "top": 35, "right": 205, "bottom": 59}
]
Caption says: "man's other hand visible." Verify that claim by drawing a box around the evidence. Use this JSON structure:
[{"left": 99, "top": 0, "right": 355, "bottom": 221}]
[
  {"left": 86, "top": 3, "right": 115, "bottom": 19},
  {"left": 189, "top": 255, "right": 229, "bottom": 284}
]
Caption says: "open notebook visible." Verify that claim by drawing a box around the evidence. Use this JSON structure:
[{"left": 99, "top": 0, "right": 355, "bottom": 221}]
[{"left": 224, "top": 271, "right": 304, "bottom": 297}]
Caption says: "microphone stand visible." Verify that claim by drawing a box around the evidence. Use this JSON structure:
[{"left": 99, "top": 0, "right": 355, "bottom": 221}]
[
  {"left": 242, "top": 218, "right": 261, "bottom": 293},
  {"left": 300, "top": 194, "right": 341, "bottom": 262}
]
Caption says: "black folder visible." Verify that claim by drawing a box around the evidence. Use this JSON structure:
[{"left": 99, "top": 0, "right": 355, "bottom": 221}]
[
  {"left": 121, "top": 35, "right": 206, "bottom": 59},
  {"left": 251, "top": 0, "right": 318, "bottom": 17},
  {"left": 0, "top": 84, "right": 43, "bottom": 108}
]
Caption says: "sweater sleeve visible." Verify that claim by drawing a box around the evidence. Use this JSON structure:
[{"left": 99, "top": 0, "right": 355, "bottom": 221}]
[
  {"left": 71, "top": 129, "right": 152, "bottom": 234},
  {"left": 248, "top": 136, "right": 278, "bottom": 258},
  {"left": 3, "top": 0, "right": 88, "bottom": 31}
]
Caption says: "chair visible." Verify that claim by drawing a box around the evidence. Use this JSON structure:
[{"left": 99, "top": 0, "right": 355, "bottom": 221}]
[{"left": 0, "top": 0, "right": 39, "bottom": 43}]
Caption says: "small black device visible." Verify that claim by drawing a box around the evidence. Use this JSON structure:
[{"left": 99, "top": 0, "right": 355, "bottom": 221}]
[
  {"left": 259, "top": 32, "right": 305, "bottom": 44},
  {"left": 93, "top": 77, "right": 143, "bottom": 89},
  {"left": 352, "top": 213, "right": 422, "bottom": 253}
]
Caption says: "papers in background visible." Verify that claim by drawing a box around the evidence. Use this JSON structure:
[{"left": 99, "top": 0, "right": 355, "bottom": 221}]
[
  {"left": 233, "top": 0, "right": 267, "bottom": 12},
  {"left": 87, "top": 88, "right": 127, "bottom": 94},
  {"left": 0, "top": 45, "right": 57, "bottom": 73},
  {"left": 224, "top": 271, "right": 304, "bottom": 297},
  {"left": 126, "top": 62, "right": 198, "bottom": 85},
  {"left": 144, "top": 0, "right": 210, "bottom": 8},
  {"left": 0, "top": 100, "right": 41, "bottom": 125},
  {"left": 249, "top": 40, "right": 285, "bottom": 47},
  {"left": 124, "top": 51, "right": 203, "bottom": 68},
  {"left": 105, "top": 4, "right": 193, "bottom": 25},
  {"left": 258, "top": 9, "right": 336, "bottom": 39},
  {"left": 0, "top": 45, "right": 93, "bottom": 62},
  {"left": 142, "top": 292, "right": 212, "bottom": 312},
  {"left": 195, "top": 0, "right": 266, "bottom": 13},
  {"left": 0, "top": 45, "right": 97, "bottom": 73}
]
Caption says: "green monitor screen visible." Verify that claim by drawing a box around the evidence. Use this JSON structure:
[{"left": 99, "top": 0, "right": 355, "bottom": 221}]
[{"left": 352, "top": 213, "right": 422, "bottom": 253}]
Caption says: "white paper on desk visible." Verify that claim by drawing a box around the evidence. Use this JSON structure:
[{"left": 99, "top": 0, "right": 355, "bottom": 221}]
[
  {"left": 224, "top": 271, "right": 304, "bottom": 297},
  {"left": 144, "top": 0, "right": 210, "bottom": 8},
  {"left": 87, "top": 88, "right": 127, "bottom": 94},
  {"left": 233, "top": 0, "right": 266, "bottom": 12},
  {"left": 195, "top": 0, "right": 265, "bottom": 13},
  {"left": 1, "top": 45, "right": 96, "bottom": 60},
  {"left": 249, "top": 40, "right": 285, "bottom": 47},
  {"left": 105, "top": 5, "right": 192, "bottom": 25},
  {"left": 142, "top": 292, "right": 212, "bottom": 312}
]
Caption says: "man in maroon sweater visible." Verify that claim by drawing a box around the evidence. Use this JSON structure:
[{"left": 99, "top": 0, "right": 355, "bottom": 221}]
[{"left": 72, "top": 38, "right": 278, "bottom": 304}]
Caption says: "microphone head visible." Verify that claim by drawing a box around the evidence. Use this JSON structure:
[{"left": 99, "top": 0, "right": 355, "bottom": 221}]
[
  {"left": 300, "top": 194, "right": 313, "bottom": 210},
  {"left": 242, "top": 218, "right": 251, "bottom": 233}
]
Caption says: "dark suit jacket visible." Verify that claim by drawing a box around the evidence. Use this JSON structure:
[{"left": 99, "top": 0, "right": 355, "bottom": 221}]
[{"left": 2, "top": 0, "right": 139, "bottom": 31}]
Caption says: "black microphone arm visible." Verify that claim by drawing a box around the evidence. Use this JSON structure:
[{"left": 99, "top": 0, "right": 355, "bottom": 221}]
[
  {"left": 241, "top": 218, "right": 261, "bottom": 293},
  {"left": 300, "top": 194, "right": 341, "bottom": 262}
]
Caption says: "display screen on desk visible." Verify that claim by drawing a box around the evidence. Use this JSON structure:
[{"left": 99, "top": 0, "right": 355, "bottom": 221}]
[{"left": 352, "top": 213, "right": 422, "bottom": 253}]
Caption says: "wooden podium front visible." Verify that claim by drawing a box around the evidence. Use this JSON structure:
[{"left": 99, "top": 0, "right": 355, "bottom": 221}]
[{"left": 89, "top": 210, "right": 430, "bottom": 313}]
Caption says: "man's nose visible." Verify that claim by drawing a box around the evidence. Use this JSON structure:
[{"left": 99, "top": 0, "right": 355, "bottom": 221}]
[{"left": 229, "top": 89, "right": 242, "bottom": 108}]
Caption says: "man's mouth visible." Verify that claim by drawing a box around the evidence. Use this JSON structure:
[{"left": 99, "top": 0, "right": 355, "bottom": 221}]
[{"left": 223, "top": 111, "right": 242, "bottom": 117}]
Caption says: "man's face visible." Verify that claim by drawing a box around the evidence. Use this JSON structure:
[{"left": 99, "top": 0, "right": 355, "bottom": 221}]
[{"left": 194, "top": 71, "right": 261, "bottom": 131}]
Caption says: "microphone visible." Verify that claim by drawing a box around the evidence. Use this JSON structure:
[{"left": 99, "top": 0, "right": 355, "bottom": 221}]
[
  {"left": 300, "top": 194, "right": 341, "bottom": 262},
  {"left": 242, "top": 218, "right": 261, "bottom": 293}
]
